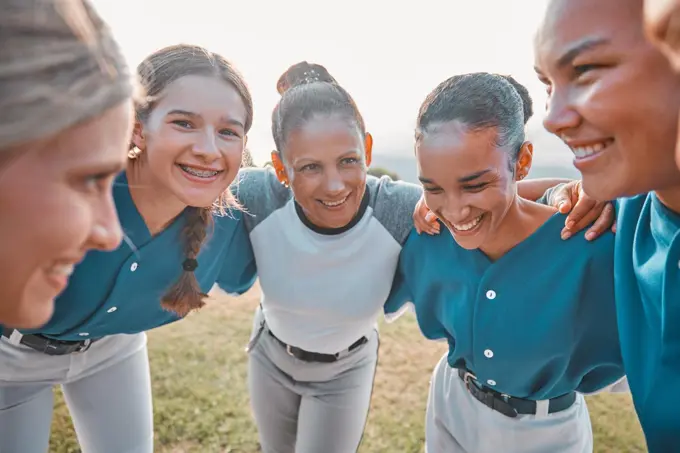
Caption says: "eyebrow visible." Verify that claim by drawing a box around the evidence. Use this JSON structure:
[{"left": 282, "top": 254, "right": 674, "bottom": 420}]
[
  {"left": 556, "top": 37, "right": 610, "bottom": 68},
  {"left": 293, "top": 150, "right": 361, "bottom": 165},
  {"left": 167, "top": 109, "right": 245, "bottom": 129},
  {"left": 418, "top": 170, "right": 491, "bottom": 185},
  {"left": 458, "top": 169, "right": 490, "bottom": 183}
]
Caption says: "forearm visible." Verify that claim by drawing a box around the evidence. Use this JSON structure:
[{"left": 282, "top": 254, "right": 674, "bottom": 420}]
[{"left": 518, "top": 178, "right": 573, "bottom": 201}]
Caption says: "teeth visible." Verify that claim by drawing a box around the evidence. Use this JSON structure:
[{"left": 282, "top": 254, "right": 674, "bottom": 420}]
[
  {"left": 453, "top": 215, "right": 483, "bottom": 231},
  {"left": 48, "top": 263, "right": 74, "bottom": 277},
  {"left": 179, "top": 165, "right": 220, "bottom": 178},
  {"left": 571, "top": 142, "right": 608, "bottom": 159},
  {"left": 321, "top": 195, "right": 348, "bottom": 207}
]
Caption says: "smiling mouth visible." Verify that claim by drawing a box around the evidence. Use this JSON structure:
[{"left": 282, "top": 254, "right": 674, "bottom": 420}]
[
  {"left": 47, "top": 262, "right": 75, "bottom": 278},
  {"left": 178, "top": 164, "right": 223, "bottom": 178},
  {"left": 569, "top": 139, "right": 614, "bottom": 160},
  {"left": 319, "top": 194, "right": 349, "bottom": 208},
  {"left": 452, "top": 214, "right": 483, "bottom": 231},
  {"left": 43, "top": 261, "right": 77, "bottom": 292}
]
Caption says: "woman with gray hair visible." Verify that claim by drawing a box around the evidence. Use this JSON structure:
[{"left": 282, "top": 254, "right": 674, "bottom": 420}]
[{"left": 0, "top": 0, "right": 134, "bottom": 329}]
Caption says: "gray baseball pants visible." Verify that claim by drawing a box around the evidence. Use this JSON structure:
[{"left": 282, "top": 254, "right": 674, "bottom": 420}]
[
  {"left": 425, "top": 353, "right": 593, "bottom": 453},
  {"left": 0, "top": 332, "right": 153, "bottom": 453},
  {"left": 247, "top": 307, "right": 379, "bottom": 453}
]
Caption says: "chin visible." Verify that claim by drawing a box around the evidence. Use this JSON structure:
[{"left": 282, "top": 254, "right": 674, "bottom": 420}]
[
  {"left": 580, "top": 175, "right": 623, "bottom": 201},
  {"left": 177, "top": 190, "right": 224, "bottom": 210},
  {"left": 441, "top": 225, "right": 477, "bottom": 249},
  {"left": 582, "top": 174, "right": 651, "bottom": 201},
  {"left": 450, "top": 235, "right": 484, "bottom": 251},
  {"left": 1, "top": 300, "right": 54, "bottom": 329}
]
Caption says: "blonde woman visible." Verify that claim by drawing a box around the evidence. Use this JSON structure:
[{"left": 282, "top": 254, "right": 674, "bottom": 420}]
[{"left": 0, "top": 0, "right": 134, "bottom": 329}]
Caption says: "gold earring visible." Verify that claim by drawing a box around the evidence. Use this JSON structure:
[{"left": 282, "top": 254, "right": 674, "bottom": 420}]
[{"left": 128, "top": 147, "right": 142, "bottom": 160}]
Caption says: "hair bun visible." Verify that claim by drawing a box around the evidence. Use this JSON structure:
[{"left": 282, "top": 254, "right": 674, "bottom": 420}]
[
  {"left": 276, "top": 61, "right": 337, "bottom": 95},
  {"left": 498, "top": 74, "right": 533, "bottom": 125}
]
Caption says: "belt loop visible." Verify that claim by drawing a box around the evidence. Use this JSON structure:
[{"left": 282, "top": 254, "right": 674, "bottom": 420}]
[
  {"left": 535, "top": 399, "right": 549, "bottom": 418},
  {"left": 8, "top": 329, "right": 23, "bottom": 346}
]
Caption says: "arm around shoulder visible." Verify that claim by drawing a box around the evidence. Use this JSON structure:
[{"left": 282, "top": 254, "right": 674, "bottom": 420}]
[
  {"left": 232, "top": 166, "right": 291, "bottom": 233},
  {"left": 383, "top": 233, "right": 417, "bottom": 322},
  {"left": 215, "top": 217, "right": 257, "bottom": 296},
  {"left": 371, "top": 175, "right": 424, "bottom": 245}
]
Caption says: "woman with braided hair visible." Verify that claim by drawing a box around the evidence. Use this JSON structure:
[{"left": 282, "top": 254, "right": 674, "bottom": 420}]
[{"left": 0, "top": 43, "right": 257, "bottom": 452}]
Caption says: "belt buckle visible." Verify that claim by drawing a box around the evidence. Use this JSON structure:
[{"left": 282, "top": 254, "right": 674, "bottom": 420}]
[{"left": 74, "top": 339, "right": 92, "bottom": 353}]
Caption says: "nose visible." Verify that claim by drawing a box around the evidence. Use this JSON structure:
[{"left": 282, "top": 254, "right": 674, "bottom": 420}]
[
  {"left": 192, "top": 130, "right": 221, "bottom": 162},
  {"left": 89, "top": 192, "right": 123, "bottom": 252},
  {"left": 324, "top": 167, "right": 346, "bottom": 194},
  {"left": 543, "top": 88, "right": 581, "bottom": 137},
  {"left": 440, "top": 193, "right": 471, "bottom": 224}
]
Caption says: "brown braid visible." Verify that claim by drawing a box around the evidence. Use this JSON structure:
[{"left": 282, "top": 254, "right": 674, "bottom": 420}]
[{"left": 161, "top": 206, "right": 213, "bottom": 316}]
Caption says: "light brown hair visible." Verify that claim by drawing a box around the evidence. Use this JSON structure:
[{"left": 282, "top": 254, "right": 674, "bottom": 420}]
[
  {"left": 0, "top": 0, "right": 133, "bottom": 151},
  {"left": 134, "top": 44, "right": 253, "bottom": 317}
]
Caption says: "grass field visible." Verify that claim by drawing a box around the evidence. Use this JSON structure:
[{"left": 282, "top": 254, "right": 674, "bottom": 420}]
[{"left": 49, "top": 283, "right": 647, "bottom": 452}]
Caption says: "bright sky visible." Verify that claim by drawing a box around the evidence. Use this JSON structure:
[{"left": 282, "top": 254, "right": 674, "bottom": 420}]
[{"left": 93, "top": 0, "right": 570, "bottom": 167}]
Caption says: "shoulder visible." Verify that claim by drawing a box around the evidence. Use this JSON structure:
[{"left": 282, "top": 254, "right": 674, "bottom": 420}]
[
  {"left": 366, "top": 175, "right": 423, "bottom": 245},
  {"left": 399, "top": 228, "right": 457, "bottom": 278},
  {"left": 232, "top": 167, "right": 285, "bottom": 203},
  {"left": 534, "top": 213, "right": 615, "bottom": 284},
  {"left": 232, "top": 167, "right": 292, "bottom": 232},
  {"left": 540, "top": 211, "right": 615, "bottom": 252},
  {"left": 367, "top": 175, "right": 423, "bottom": 209}
]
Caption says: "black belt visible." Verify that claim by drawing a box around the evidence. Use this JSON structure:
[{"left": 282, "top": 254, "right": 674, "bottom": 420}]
[
  {"left": 457, "top": 368, "right": 576, "bottom": 418},
  {"left": 268, "top": 330, "right": 368, "bottom": 363},
  {"left": 2, "top": 328, "right": 96, "bottom": 356}
]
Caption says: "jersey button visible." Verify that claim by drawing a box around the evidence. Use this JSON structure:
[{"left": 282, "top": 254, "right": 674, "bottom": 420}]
[
  {"left": 487, "top": 379, "right": 497, "bottom": 386},
  {"left": 486, "top": 290, "right": 496, "bottom": 300},
  {"left": 107, "top": 307, "right": 117, "bottom": 313},
  {"left": 484, "top": 349, "right": 494, "bottom": 358},
  {"left": 130, "top": 262, "right": 138, "bottom": 272}
]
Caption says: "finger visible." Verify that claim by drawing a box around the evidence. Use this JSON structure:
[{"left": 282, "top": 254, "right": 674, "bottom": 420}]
[
  {"left": 413, "top": 198, "right": 428, "bottom": 234},
  {"left": 425, "top": 212, "right": 441, "bottom": 234},
  {"left": 584, "top": 203, "right": 615, "bottom": 241},
  {"left": 562, "top": 201, "right": 605, "bottom": 239},
  {"left": 414, "top": 212, "right": 437, "bottom": 235},
  {"left": 551, "top": 191, "right": 573, "bottom": 214},
  {"left": 420, "top": 219, "right": 438, "bottom": 235},
  {"left": 548, "top": 183, "right": 576, "bottom": 214},
  {"left": 564, "top": 197, "right": 597, "bottom": 230},
  {"left": 414, "top": 216, "right": 428, "bottom": 235},
  {"left": 611, "top": 219, "right": 617, "bottom": 234}
]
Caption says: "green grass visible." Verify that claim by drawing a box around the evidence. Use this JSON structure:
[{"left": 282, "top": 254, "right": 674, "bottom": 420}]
[{"left": 49, "top": 284, "right": 646, "bottom": 452}]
